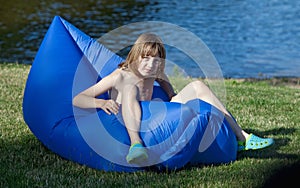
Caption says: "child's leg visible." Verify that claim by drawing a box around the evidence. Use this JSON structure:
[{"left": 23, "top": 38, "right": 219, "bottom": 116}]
[
  {"left": 171, "top": 80, "right": 274, "bottom": 151},
  {"left": 122, "top": 84, "right": 143, "bottom": 144},
  {"left": 171, "top": 80, "right": 248, "bottom": 141},
  {"left": 122, "top": 84, "right": 148, "bottom": 163}
]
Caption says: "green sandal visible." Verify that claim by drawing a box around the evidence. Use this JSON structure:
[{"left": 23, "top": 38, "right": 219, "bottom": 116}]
[
  {"left": 126, "top": 143, "right": 148, "bottom": 164},
  {"left": 238, "top": 134, "right": 274, "bottom": 151}
]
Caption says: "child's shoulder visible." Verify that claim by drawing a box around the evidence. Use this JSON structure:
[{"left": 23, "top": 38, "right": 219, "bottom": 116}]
[
  {"left": 115, "top": 68, "right": 134, "bottom": 77},
  {"left": 109, "top": 68, "right": 133, "bottom": 82},
  {"left": 109, "top": 68, "right": 127, "bottom": 76}
]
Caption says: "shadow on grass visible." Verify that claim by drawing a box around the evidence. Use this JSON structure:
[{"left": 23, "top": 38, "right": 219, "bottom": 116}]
[
  {"left": 180, "top": 127, "right": 299, "bottom": 172},
  {"left": 1, "top": 126, "right": 298, "bottom": 187},
  {"left": 1, "top": 134, "right": 47, "bottom": 186},
  {"left": 262, "top": 162, "right": 300, "bottom": 188},
  {"left": 2, "top": 127, "right": 297, "bottom": 168},
  {"left": 237, "top": 127, "right": 298, "bottom": 160}
]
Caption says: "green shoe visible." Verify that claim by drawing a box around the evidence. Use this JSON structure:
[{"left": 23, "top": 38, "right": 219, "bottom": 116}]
[
  {"left": 126, "top": 143, "right": 148, "bottom": 164},
  {"left": 238, "top": 134, "right": 274, "bottom": 151}
]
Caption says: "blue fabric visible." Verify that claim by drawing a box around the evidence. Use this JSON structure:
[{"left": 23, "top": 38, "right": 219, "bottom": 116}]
[{"left": 23, "top": 16, "right": 237, "bottom": 172}]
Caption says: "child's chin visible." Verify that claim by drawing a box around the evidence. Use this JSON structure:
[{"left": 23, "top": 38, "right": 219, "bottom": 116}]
[{"left": 142, "top": 73, "right": 155, "bottom": 78}]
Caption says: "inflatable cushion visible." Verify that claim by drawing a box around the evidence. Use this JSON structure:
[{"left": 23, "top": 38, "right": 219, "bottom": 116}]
[{"left": 23, "top": 16, "right": 237, "bottom": 172}]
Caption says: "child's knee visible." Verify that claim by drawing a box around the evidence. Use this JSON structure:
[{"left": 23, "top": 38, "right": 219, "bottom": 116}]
[{"left": 191, "top": 80, "right": 209, "bottom": 93}]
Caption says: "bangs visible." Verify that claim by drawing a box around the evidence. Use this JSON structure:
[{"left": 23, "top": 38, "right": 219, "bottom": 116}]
[{"left": 141, "top": 42, "right": 165, "bottom": 59}]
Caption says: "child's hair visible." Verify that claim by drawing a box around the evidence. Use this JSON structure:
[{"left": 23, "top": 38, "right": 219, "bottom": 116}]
[{"left": 118, "top": 33, "right": 166, "bottom": 78}]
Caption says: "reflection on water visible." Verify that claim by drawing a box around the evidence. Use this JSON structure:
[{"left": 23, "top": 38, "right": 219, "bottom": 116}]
[
  {"left": 0, "top": 0, "right": 299, "bottom": 78},
  {"left": 0, "top": 0, "right": 150, "bottom": 62}
]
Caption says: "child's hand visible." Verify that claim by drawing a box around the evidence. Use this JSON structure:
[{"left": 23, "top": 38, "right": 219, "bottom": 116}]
[{"left": 100, "top": 99, "right": 120, "bottom": 115}]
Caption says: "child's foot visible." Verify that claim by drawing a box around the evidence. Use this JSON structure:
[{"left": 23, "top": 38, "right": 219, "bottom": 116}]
[
  {"left": 238, "top": 133, "right": 274, "bottom": 151},
  {"left": 126, "top": 143, "right": 148, "bottom": 164}
]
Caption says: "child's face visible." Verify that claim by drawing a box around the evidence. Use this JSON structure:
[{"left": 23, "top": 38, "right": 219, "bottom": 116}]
[{"left": 138, "top": 55, "right": 161, "bottom": 78}]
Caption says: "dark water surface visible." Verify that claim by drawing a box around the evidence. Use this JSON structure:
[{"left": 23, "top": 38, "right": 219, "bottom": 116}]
[{"left": 0, "top": 0, "right": 299, "bottom": 78}]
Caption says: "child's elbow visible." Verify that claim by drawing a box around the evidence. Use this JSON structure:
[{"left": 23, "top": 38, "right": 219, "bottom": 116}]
[{"left": 72, "top": 95, "right": 80, "bottom": 107}]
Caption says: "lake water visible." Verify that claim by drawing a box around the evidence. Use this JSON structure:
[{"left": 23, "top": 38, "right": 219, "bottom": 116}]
[{"left": 0, "top": 0, "right": 299, "bottom": 78}]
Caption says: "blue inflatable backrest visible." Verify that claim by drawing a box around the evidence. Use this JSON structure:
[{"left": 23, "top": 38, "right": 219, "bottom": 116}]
[{"left": 23, "top": 16, "right": 237, "bottom": 172}]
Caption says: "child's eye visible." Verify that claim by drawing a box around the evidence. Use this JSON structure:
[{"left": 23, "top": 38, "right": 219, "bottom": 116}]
[
  {"left": 142, "top": 56, "right": 150, "bottom": 60},
  {"left": 153, "top": 60, "right": 160, "bottom": 64},
  {"left": 142, "top": 56, "right": 161, "bottom": 64}
]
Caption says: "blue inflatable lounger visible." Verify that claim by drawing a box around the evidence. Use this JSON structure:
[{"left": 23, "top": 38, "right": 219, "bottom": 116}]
[{"left": 23, "top": 16, "right": 237, "bottom": 172}]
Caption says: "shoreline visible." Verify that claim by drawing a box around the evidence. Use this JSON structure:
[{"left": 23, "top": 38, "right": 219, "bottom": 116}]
[
  {"left": 1, "top": 62, "right": 300, "bottom": 88},
  {"left": 226, "top": 77, "right": 300, "bottom": 89}
]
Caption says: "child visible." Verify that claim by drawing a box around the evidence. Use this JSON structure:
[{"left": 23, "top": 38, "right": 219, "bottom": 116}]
[{"left": 73, "top": 33, "right": 274, "bottom": 164}]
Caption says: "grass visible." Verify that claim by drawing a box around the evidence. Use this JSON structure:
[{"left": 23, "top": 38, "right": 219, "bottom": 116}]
[{"left": 0, "top": 63, "right": 299, "bottom": 187}]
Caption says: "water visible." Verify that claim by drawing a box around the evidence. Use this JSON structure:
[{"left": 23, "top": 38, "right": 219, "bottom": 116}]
[{"left": 0, "top": 0, "right": 299, "bottom": 78}]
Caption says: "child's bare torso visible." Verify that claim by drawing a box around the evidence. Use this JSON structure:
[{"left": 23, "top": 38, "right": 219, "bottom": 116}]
[{"left": 109, "top": 69, "right": 155, "bottom": 104}]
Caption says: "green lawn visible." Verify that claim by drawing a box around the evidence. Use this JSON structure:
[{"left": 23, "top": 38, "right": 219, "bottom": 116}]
[{"left": 0, "top": 63, "right": 299, "bottom": 187}]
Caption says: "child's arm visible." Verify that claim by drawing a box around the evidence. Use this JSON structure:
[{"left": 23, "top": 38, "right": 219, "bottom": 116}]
[
  {"left": 156, "top": 73, "right": 176, "bottom": 100},
  {"left": 72, "top": 70, "right": 120, "bottom": 115}
]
